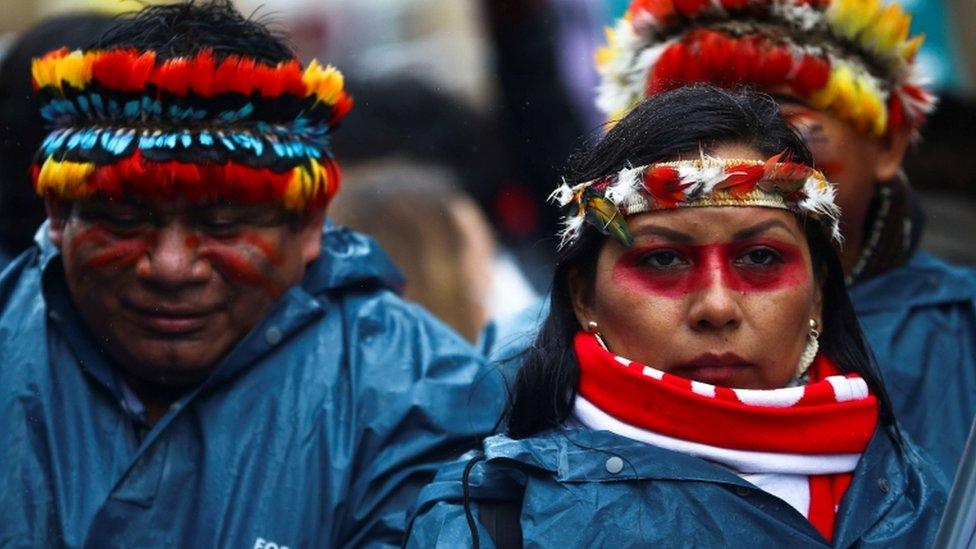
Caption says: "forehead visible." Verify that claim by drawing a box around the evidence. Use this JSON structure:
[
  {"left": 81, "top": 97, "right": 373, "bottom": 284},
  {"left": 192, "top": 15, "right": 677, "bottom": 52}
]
[
  {"left": 75, "top": 196, "right": 287, "bottom": 216},
  {"left": 625, "top": 207, "right": 804, "bottom": 243}
]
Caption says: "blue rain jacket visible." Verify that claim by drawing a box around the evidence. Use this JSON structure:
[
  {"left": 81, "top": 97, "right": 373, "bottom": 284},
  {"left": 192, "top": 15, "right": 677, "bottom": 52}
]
[
  {"left": 0, "top": 222, "right": 506, "bottom": 548},
  {"left": 407, "top": 427, "right": 947, "bottom": 548},
  {"left": 850, "top": 251, "right": 976, "bottom": 480}
]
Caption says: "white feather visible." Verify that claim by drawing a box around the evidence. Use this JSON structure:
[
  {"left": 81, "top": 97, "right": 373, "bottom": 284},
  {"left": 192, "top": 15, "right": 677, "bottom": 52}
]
[
  {"left": 548, "top": 180, "right": 576, "bottom": 207},
  {"left": 605, "top": 165, "right": 643, "bottom": 206},
  {"left": 557, "top": 214, "right": 586, "bottom": 250}
]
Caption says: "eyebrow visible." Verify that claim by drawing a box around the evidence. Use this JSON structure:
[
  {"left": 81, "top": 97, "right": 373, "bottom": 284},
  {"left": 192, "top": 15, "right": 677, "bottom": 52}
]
[
  {"left": 732, "top": 219, "right": 794, "bottom": 240},
  {"left": 631, "top": 219, "right": 794, "bottom": 243},
  {"left": 630, "top": 225, "right": 695, "bottom": 243}
]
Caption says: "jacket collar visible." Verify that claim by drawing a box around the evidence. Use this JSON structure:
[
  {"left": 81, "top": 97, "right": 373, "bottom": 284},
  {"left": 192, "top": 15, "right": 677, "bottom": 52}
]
[
  {"left": 850, "top": 251, "right": 976, "bottom": 314},
  {"left": 485, "top": 426, "right": 909, "bottom": 544}
]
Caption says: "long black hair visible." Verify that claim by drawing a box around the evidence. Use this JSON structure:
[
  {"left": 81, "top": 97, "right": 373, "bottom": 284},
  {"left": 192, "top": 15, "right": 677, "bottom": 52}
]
[{"left": 505, "top": 85, "right": 898, "bottom": 439}]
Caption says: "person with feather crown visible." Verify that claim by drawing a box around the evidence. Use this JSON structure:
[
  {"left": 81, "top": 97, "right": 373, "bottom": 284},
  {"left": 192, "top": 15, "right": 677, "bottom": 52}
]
[
  {"left": 0, "top": 1, "right": 504, "bottom": 546},
  {"left": 406, "top": 84, "right": 946, "bottom": 549},
  {"left": 589, "top": 0, "right": 976, "bottom": 482}
]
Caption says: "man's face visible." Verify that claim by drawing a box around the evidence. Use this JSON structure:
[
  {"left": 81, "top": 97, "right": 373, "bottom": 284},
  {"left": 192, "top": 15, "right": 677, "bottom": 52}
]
[
  {"left": 774, "top": 96, "right": 910, "bottom": 271},
  {"left": 49, "top": 196, "right": 325, "bottom": 386}
]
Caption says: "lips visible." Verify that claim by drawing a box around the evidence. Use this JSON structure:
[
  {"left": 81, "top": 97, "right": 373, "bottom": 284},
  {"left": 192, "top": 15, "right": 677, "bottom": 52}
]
[
  {"left": 670, "top": 353, "right": 753, "bottom": 386},
  {"left": 125, "top": 302, "right": 215, "bottom": 336}
]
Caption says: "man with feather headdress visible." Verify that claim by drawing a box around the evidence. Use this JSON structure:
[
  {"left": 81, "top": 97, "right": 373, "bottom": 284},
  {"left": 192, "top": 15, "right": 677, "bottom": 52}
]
[{"left": 0, "top": 1, "right": 503, "bottom": 546}]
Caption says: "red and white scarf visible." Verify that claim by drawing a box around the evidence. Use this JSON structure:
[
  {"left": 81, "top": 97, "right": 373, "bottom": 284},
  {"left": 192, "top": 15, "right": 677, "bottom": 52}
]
[{"left": 571, "top": 332, "right": 879, "bottom": 542}]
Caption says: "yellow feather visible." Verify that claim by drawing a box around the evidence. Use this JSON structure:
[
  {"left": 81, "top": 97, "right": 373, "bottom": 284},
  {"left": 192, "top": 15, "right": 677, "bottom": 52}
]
[
  {"left": 302, "top": 60, "right": 346, "bottom": 105},
  {"left": 35, "top": 157, "right": 95, "bottom": 199}
]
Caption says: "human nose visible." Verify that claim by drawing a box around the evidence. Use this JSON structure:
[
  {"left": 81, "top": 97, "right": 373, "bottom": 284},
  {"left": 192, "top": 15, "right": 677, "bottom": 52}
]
[
  {"left": 135, "top": 225, "right": 209, "bottom": 288},
  {"left": 687, "top": 258, "right": 742, "bottom": 332}
]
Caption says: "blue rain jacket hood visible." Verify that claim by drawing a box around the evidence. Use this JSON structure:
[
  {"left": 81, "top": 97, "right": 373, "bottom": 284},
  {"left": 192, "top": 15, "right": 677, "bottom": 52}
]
[
  {"left": 849, "top": 251, "right": 976, "bottom": 480},
  {"left": 407, "top": 427, "right": 947, "bottom": 548},
  {"left": 0, "top": 221, "right": 506, "bottom": 547}
]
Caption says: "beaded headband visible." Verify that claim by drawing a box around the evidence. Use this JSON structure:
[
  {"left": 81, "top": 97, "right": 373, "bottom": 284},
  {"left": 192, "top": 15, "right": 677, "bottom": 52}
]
[
  {"left": 550, "top": 153, "right": 840, "bottom": 248},
  {"left": 597, "top": 0, "right": 934, "bottom": 138},
  {"left": 31, "top": 47, "right": 353, "bottom": 211}
]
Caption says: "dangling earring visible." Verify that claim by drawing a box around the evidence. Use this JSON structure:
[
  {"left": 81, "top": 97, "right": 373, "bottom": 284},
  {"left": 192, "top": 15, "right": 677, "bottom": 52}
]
[
  {"left": 795, "top": 318, "right": 820, "bottom": 379},
  {"left": 588, "top": 321, "right": 609, "bottom": 351}
]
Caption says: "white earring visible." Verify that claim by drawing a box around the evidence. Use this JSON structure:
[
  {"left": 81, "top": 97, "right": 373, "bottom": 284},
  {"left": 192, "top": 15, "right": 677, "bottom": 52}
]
[{"left": 795, "top": 318, "right": 820, "bottom": 378}]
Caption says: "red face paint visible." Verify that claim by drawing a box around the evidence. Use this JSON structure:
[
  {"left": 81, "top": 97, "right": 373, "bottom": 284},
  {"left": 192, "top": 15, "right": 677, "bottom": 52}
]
[
  {"left": 72, "top": 225, "right": 154, "bottom": 274},
  {"left": 612, "top": 239, "right": 808, "bottom": 297},
  {"left": 197, "top": 230, "right": 284, "bottom": 297}
]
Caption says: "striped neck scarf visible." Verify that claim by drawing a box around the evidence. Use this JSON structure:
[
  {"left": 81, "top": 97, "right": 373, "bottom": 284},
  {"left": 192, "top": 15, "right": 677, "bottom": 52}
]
[{"left": 571, "top": 331, "right": 878, "bottom": 541}]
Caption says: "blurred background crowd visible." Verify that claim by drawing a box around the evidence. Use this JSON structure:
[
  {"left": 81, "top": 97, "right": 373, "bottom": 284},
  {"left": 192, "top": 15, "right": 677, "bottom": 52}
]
[{"left": 1, "top": 0, "right": 974, "bottom": 344}]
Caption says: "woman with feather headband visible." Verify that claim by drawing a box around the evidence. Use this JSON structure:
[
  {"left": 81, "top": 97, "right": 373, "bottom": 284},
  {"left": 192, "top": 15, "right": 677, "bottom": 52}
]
[
  {"left": 406, "top": 86, "right": 946, "bottom": 548},
  {"left": 595, "top": 0, "right": 976, "bottom": 483}
]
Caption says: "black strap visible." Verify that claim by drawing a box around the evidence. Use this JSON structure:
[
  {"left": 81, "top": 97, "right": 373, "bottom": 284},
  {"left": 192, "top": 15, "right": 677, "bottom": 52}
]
[
  {"left": 462, "top": 452, "right": 524, "bottom": 549},
  {"left": 476, "top": 498, "right": 524, "bottom": 549}
]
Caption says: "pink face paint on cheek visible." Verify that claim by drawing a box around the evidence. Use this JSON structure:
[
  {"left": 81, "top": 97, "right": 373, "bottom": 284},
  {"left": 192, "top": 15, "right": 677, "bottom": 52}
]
[{"left": 612, "top": 240, "right": 808, "bottom": 297}]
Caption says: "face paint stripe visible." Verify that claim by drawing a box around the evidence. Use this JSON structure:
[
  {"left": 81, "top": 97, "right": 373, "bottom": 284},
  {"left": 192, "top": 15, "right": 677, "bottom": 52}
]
[{"left": 612, "top": 239, "right": 808, "bottom": 297}]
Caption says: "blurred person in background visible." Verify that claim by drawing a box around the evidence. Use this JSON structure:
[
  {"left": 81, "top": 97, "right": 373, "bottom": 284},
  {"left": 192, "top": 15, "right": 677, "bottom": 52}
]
[
  {"left": 0, "top": 12, "right": 116, "bottom": 270},
  {"left": 586, "top": 0, "right": 976, "bottom": 481},
  {"left": 331, "top": 162, "right": 494, "bottom": 344},
  {"left": 0, "top": 1, "right": 503, "bottom": 546},
  {"left": 407, "top": 86, "right": 946, "bottom": 548},
  {"left": 332, "top": 75, "right": 540, "bottom": 351}
]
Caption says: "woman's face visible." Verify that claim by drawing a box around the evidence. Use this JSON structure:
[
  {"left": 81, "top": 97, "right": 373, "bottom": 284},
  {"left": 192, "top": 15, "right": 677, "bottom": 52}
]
[{"left": 571, "top": 152, "right": 823, "bottom": 390}]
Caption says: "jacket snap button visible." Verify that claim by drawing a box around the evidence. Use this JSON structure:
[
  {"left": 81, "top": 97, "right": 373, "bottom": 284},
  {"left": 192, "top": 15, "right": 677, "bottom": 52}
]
[
  {"left": 735, "top": 486, "right": 751, "bottom": 497},
  {"left": 265, "top": 327, "right": 282, "bottom": 345},
  {"left": 605, "top": 456, "right": 624, "bottom": 474},
  {"left": 878, "top": 478, "right": 890, "bottom": 493}
]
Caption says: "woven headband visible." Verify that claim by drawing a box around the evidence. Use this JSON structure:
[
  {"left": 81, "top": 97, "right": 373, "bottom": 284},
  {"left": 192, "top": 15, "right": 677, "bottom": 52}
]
[
  {"left": 550, "top": 153, "right": 840, "bottom": 248},
  {"left": 31, "top": 47, "right": 352, "bottom": 211},
  {"left": 597, "top": 0, "right": 934, "bottom": 138}
]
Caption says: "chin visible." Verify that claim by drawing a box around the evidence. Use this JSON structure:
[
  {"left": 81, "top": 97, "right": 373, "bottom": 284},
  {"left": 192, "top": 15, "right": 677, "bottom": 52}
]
[{"left": 120, "top": 339, "right": 229, "bottom": 385}]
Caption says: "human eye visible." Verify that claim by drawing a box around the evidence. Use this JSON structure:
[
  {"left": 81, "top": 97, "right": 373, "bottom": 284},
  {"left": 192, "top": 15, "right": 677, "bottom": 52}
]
[
  {"left": 81, "top": 207, "right": 150, "bottom": 234},
  {"left": 198, "top": 215, "right": 243, "bottom": 236},
  {"left": 736, "top": 246, "right": 782, "bottom": 268},
  {"left": 640, "top": 249, "right": 689, "bottom": 270}
]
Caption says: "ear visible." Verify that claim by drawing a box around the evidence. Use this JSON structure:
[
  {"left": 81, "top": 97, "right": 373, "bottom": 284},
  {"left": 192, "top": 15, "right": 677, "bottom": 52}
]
[
  {"left": 567, "top": 267, "right": 594, "bottom": 331},
  {"left": 299, "top": 206, "right": 328, "bottom": 265},
  {"left": 874, "top": 124, "right": 912, "bottom": 183},
  {"left": 44, "top": 196, "right": 69, "bottom": 249}
]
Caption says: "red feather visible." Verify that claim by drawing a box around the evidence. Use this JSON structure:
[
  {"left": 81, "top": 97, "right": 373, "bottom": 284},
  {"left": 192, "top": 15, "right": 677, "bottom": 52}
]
[
  {"left": 674, "top": 0, "right": 710, "bottom": 17},
  {"left": 648, "top": 42, "right": 687, "bottom": 95},
  {"left": 92, "top": 49, "right": 156, "bottom": 94},
  {"left": 153, "top": 57, "right": 193, "bottom": 96},
  {"left": 80, "top": 150, "right": 337, "bottom": 212},
  {"left": 887, "top": 94, "right": 904, "bottom": 131},
  {"left": 718, "top": 164, "right": 764, "bottom": 196},
  {"left": 643, "top": 165, "right": 685, "bottom": 208},
  {"left": 791, "top": 55, "right": 831, "bottom": 98},
  {"left": 757, "top": 43, "right": 794, "bottom": 87},
  {"left": 732, "top": 37, "right": 762, "bottom": 83}
]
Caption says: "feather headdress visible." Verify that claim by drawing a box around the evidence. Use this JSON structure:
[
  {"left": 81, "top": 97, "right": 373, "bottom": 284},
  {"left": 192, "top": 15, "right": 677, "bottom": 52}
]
[
  {"left": 553, "top": 153, "right": 841, "bottom": 248},
  {"left": 596, "top": 0, "right": 934, "bottom": 139},
  {"left": 31, "top": 48, "right": 352, "bottom": 211}
]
